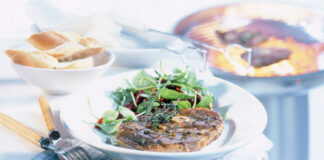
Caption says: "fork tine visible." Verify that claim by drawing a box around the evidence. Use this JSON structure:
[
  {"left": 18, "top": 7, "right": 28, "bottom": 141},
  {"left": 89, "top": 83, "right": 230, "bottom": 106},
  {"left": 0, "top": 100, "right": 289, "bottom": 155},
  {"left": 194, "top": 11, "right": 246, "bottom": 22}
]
[
  {"left": 61, "top": 147, "right": 92, "bottom": 160},
  {"left": 76, "top": 147, "right": 92, "bottom": 160},
  {"left": 73, "top": 151, "right": 83, "bottom": 160},
  {"left": 57, "top": 154, "right": 69, "bottom": 160},
  {"left": 76, "top": 149, "right": 91, "bottom": 160},
  {"left": 66, "top": 151, "right": 79, "bottom": 160}
]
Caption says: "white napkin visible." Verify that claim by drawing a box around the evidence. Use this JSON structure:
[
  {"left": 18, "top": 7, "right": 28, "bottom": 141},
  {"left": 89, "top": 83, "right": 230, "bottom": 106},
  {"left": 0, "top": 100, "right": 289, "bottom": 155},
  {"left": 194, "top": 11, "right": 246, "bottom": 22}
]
[{"left": 26, "top": 1, "right": 273, "bottom": 160}]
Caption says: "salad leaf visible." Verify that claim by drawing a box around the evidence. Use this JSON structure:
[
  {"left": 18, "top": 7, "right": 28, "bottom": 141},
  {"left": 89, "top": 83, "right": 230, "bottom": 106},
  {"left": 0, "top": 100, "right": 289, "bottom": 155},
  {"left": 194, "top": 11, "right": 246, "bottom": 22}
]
[
  {"left": 185, "top": 70, "right": 197, "bottom": 85},
  {"left": 154, "top": 69, "right": 162, "bottom": 77},
  {"left": 119, "top": 106, "right": 137, "bottom": 121},
  {"left": 136, "top": 100, "right": 152, "bottom": 113},
  {"left": 160, "top": 88, "right": 194, "bottom": 100},
  {"left": 176, "top": 101, "right": 191, "bottom": 109},
  {"left": 145, "top": 101, "right": 160, "bottom": 115},
  {"left": 97, "top": 120, "right": 122, "bottom": 135},
  {"left": 196, "top": 95, "right": 214, "bottom": 108},
  {"left": 96, "top": 66, "right": 218, "bottom": 135},
  {"left": 136, "top": 99, "right": 159, "bottom": 115},
  {"left": 102, "top": 110, "right": 119, "bottom": 122},
  {"left": 132, "top": 70, "right": 155, "bottom": 88},
  {"left": 173, "top": 68, "right": 182, "bottom": 74},
  {"left": 172, "top": 71, "right": 186, "bottom": 81},
  {"left": 111, "top": 88, "right": 134, "bottom": 106},
  {"left": 180, "top": 86, "right": 196, "bottom": 97}
]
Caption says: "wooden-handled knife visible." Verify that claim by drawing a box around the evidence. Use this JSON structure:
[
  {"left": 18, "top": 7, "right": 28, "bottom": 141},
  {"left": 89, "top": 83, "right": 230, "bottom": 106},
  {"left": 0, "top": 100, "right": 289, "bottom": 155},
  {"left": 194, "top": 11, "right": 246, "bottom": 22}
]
[
  {"left": 38, "top": 96, "right": 61, "bottom": 140},
  {"left": 0, "top": 112, "right": 51, "bottom": 149}
]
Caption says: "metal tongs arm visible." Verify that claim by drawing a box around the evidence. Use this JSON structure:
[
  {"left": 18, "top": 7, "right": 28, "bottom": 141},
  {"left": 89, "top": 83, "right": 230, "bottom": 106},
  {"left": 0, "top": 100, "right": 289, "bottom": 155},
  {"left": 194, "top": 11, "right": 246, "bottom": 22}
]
[{"left": 110, "top": 16, "right": 252, "bottom": 73}]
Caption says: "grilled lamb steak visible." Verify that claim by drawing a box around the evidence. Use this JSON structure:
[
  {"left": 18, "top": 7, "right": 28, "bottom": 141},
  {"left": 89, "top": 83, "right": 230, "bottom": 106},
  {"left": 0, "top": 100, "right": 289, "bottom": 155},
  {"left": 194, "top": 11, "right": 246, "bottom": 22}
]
[{"left": 116, "top": 108, "right": 224, "bottom": 152}]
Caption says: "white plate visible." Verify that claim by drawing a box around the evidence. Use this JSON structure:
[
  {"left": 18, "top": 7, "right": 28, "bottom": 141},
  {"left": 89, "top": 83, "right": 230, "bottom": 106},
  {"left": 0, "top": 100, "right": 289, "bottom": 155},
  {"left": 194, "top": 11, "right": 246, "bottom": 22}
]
[{"left": 60, "top": 70, "right": 267, "bottom": 160}]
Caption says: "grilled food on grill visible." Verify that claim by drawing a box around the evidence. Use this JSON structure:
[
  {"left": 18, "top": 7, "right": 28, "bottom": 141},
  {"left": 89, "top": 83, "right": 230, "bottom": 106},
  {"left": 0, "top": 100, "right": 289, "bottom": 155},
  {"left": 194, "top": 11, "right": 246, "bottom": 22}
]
[
  {"left": 215, "top": 30, "right": 266, "bottom": 47},
  {"left": 116, "top": 108, "right": 224, "bottom": 152},
  {"left": 241, "top": 47, "right": 292, "bottom": 68}
]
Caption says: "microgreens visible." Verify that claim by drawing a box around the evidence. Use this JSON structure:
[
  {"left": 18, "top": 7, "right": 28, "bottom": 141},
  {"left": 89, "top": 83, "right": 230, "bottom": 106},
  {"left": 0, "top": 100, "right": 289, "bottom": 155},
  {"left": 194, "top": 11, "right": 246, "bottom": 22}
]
[{"left": 94, "top": 65, "right": 215, "bottom": 135}]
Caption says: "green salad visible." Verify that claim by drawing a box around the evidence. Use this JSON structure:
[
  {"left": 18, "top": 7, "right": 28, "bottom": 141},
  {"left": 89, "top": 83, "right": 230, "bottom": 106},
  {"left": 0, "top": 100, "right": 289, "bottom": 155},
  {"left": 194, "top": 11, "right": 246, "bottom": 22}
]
[{"left": 94, "top": 67, "right": 215, "bottom": 135}]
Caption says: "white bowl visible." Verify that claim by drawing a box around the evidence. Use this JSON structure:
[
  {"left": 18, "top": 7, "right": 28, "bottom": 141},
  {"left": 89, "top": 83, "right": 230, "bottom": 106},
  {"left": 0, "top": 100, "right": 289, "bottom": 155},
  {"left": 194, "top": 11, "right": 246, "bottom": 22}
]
[
  {"left": 112, "top": 48, "right": 181, "bottom": 68},
  {"left": 11, "top": 50, "right": 115, "bottom": 94},
  {"left": 112, "top": 48, "right": 161, "bottom": 68}
]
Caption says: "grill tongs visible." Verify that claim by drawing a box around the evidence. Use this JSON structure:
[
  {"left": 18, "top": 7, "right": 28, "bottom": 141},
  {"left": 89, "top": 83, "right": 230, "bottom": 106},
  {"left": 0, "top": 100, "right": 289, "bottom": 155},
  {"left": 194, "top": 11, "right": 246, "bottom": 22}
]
[
  {"left": 111, "top": 17, "right": 252, "bottom": 73},
  {"left": 0, "top": 97, "right": 92, "bottom": 160}
]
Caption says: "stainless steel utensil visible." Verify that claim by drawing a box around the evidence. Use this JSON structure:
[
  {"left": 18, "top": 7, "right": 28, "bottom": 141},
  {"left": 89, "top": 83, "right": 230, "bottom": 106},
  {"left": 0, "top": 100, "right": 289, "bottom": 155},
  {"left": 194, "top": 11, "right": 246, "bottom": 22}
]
[
  {"left": 110, "top": 17, "right": 209, "bottom": 71},
  {"left": 111, "top": 16, "right": 252, "bottom": 73},
  {"left": 0, "top": 112, "right": 92, "bottom": 160},
  {"left": 38, "top": 96, "right": 93, "bottom": 160}
]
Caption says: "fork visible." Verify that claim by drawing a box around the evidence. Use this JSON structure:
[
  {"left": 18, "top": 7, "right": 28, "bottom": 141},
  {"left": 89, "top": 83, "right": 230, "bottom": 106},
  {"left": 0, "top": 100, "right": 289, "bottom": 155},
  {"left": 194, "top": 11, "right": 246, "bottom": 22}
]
[
  {"left": 38, "top": 96, "right": 80, "bottom": 150},
  {"left": 0, "top": 112, "right": 92, "bottom": 160}
]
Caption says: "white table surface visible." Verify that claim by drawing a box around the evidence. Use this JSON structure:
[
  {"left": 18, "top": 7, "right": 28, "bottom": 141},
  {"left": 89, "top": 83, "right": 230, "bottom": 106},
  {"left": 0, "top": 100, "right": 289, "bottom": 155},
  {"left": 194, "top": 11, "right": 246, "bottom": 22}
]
[
  {"left": 0, "top": 0, "right": 324, "bottom": 160},
  {"left": 0, "top": 65, "right": 134, "bottom": 160}
]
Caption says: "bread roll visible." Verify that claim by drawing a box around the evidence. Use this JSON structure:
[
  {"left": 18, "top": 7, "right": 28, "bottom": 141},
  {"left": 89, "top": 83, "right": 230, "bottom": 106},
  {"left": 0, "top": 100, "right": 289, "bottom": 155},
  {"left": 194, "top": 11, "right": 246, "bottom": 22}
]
[
  {"left": 6, "top": 31, "right": 105, "bottom": 69},
  {"left": 5, "top": 49, "right": 58, "bottom": 69},
  {"left": 58, "top": 57, "right": 94, "bottom": 69},
  {"left": 26, "top": 31, "right": 71, "bottom": 50},
  {"left": 26, "top": 31, "right": 104, "bottom": 62}
]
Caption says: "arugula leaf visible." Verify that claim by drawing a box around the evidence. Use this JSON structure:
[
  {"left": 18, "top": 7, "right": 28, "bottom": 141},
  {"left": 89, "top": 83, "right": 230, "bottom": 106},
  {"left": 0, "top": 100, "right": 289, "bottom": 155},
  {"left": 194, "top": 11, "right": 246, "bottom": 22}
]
[
  {"left": 119, "top": 106, "right": 137, "bottom": 121},
  {"left": 153, "top": 102, "right": 160, "bottom": 107},
  {"left": 160, "top": 88, "right": 194, "bottom": 100},
  {"left": 111, "top": 88, "right": 134, "bottom": 106},
  {"left": 124, "top": 80, "right": 134, "bottom": 88},
  {"left": 154, "top": 69, "right": 162, "bottom": 77},
  {"left": 196, "top": 95, "right": 214, "bottom": 108},
  {"left": 132, "top": 70, "right": 155, "bottom": 88},
  {"left": 180, "top": 86, "right": 196, "bottom": 97},
  {"left": 185, "top": 70, "right": 197, "bottom": 85},
  {"left": 97, "top": 120, "right": 122, "bottom": 135},
  {"left": 146, "top": 101, "right": 160, "bottom": 115},
  {"left": 173, "top": 68, "right": 182, "bottom": 74},
  {"left": 136, "top": 99, "right": 159, "bottom": 115},
  {"left": 138, "top": 93, "right": 153, "bottom": 98},
  {"left": 176, "top": 101, "right": 191, "bottom": 109},
  {"left": 172, "top": 71, "right": 186, "bottom": 81},
  {"left": 136, "top": 100, "right": 151, "bottom": 113},
  {"left": 97, "top": 67, "right": 218, "bottom": 136},
  {"left": 102, "top": 110, "right": 119, "bottom": 122}
]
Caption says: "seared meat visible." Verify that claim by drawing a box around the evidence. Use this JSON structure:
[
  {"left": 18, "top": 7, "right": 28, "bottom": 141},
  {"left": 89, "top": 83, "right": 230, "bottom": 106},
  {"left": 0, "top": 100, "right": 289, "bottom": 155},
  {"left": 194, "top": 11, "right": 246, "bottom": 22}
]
[
  {"left": 241, "top": 47, "right": 292, "bottom": 68},
  {"left": 116, "top": 108, "right": 224, "bottom": 152},
  {"left": 215, "top": 30, "right": 266, "bottom": 47}
]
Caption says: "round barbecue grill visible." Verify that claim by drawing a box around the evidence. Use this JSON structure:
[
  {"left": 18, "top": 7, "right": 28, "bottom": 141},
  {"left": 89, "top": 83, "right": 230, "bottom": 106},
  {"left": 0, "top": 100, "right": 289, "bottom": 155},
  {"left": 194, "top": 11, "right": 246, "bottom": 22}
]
[{"left": 174, "top": 2, "right": 324, "bottom": 160}]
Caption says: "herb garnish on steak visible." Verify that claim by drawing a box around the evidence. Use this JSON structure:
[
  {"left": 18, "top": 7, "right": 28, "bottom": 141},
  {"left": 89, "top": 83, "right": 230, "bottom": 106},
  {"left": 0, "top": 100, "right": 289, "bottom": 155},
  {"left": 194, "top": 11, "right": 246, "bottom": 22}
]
[{"left": 116, "top": 108, "right": 224, "bottom": 152}]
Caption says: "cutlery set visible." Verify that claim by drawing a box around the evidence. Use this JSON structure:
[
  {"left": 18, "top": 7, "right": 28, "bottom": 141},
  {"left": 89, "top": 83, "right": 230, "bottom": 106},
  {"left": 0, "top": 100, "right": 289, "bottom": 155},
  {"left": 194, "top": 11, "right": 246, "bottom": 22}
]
[{"left": 0, "top": 96, "right": 92, "bottom": 160}]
